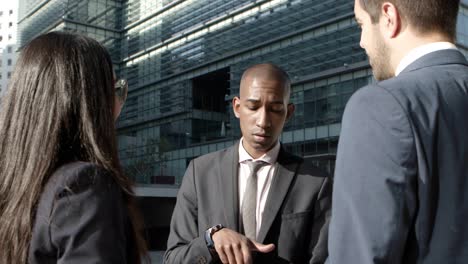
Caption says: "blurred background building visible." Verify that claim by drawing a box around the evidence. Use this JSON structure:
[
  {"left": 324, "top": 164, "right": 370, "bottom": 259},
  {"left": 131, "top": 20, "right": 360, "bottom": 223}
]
[
  {"left": 0, "top": 0, "right": 19, "bottom": 97},
  {"left": 17, "top": 0, "right": 468, "bottom": 262}
]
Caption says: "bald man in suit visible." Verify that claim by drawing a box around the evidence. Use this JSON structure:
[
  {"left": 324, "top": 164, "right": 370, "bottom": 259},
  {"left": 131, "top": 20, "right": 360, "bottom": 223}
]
[{"left": 165, "top": 63, "right": 331, "bottom": 264}]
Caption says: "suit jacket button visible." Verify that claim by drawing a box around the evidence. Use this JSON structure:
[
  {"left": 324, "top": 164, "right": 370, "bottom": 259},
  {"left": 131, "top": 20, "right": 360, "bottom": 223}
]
[{"left": 197, "top": 256, "right": 207, "bottom": 263}]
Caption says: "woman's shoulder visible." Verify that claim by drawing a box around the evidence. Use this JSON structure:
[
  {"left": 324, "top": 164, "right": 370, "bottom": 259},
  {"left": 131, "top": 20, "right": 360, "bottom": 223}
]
[
  {"left": 49, "top": 161, "right": 114, "bottom": 187},
  {"left": 47, "top": 162, "right": 116, "bottom": 192},
  {"left": 30, "top": 162, "right": 130, "bottom": 263}
]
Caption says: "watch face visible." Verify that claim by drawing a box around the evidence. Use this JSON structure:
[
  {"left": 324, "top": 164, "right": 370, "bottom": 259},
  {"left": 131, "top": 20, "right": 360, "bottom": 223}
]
[
  {"left": 210, "top": 224, "right": 224, "bottom": 235},
  {"left": 213, "top": 224, "right": 223, "bottom": 232}
]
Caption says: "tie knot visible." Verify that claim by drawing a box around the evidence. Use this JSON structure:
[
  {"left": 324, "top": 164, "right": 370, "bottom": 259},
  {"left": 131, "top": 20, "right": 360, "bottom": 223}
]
[{"left": 246, "top": 160, "right": 265, "bottom": 175}]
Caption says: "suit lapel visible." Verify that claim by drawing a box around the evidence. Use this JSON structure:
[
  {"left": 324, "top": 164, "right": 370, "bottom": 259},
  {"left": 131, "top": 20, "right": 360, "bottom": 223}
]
[
  {"left": 257, "top": 147, "right": 299, "bottom": 243},
  {"left": 218, "top": 142, "right": 240, "bottom": 230}
]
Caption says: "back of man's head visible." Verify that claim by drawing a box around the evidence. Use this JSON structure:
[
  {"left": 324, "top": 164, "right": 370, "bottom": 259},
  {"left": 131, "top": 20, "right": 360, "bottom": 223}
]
[{"left": 360, "top": 0, "right": 460, "bottom": 41}]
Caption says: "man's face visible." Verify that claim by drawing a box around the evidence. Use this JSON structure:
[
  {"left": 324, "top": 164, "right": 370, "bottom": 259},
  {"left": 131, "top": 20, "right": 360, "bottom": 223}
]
[
  {"left": 354, "top": 0, "right": 394, "bottom": 81},
  {"left": 233, "top": 75, "right": 294, "bottom": 158}
]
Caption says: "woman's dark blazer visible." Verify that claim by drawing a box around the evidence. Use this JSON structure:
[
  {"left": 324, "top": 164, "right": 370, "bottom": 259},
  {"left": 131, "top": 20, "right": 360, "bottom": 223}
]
[{"left": 28, "top": 161, "right": 136, "bottom": 263}]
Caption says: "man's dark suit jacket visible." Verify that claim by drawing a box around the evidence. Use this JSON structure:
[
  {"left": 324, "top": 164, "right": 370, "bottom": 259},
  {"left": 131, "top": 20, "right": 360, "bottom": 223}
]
[
  {"left": 165, "top": 142, "right": 332, "bottom": 264},
  {"left": 29, "top": 162, "right": 137, "bottom": 263},
  {"left": 329, "top": 49, "right": 468, "bottom": 263}
]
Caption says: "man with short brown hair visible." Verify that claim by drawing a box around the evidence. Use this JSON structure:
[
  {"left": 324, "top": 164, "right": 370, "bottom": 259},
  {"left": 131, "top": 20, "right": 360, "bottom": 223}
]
[
  {"left": 328, "top": 0, "right": 468, "bottom": 263},
  {"left": 359, "top": 0, "right": 459, "bottom": 39}
]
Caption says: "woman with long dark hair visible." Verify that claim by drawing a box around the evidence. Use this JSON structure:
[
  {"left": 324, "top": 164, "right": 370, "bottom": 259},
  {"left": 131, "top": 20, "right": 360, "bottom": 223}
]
[{"left": 0, "top": 32, "right": 147, "bottom": 263}]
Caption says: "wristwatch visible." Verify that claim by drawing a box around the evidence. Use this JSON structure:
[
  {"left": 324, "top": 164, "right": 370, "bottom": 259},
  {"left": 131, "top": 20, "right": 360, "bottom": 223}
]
[{"left": 205, "top": 224, "right": 224, "bottom": 254}]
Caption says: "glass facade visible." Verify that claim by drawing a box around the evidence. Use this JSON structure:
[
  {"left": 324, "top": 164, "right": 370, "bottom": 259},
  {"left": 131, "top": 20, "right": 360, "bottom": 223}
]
[
  {"left": 19, "top": 0, "right": 122, "bottom": 61},
  {"left": 117, "top": 0, "right": 467, "bottom": 185},
  {"left": 0, "top": 0, "right": 19, "bottom": 97},
  {"left": 116, "top": 0, "right": 367, "bottom": 185},
  {"left": 18, "top": 0, "right": 468, "bottom": 185}
]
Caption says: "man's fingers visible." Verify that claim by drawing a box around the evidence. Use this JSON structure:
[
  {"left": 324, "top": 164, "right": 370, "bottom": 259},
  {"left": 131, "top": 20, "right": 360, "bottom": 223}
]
[
  {"left": 224, "top": 245, "right": 237, "bottom": 264},
  {"left": 250, "top": 240, "right": 276, "bottom": 253},
  {"left": 242, "top": 243, "right": 253, "bottom": 264},
  {"left": 233, "top": 243, "right": 245, "bottom": 264},
  {"left": 212, "top": 229, "right": 264, "bottom": 263},
  {"left": 216, "top": 245, "right": 229, "bottom": 264}
]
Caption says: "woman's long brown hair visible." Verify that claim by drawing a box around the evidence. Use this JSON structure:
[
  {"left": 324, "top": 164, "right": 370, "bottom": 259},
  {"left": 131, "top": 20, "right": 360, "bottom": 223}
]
[{"left": 0, "top": 32, "right": 147, "bottom": 263}]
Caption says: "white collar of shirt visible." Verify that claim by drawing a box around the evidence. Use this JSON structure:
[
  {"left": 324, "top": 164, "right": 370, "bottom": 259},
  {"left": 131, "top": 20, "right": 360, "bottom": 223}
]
[
  {"left": 395, "top": 42, "right": 458, "bottom": 76},
  {"left": 238, "top": 138, "right": 280, "bottom": 164}
]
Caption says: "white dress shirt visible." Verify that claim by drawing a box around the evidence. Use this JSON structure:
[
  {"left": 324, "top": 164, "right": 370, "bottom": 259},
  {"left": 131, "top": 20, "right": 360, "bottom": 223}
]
[
  {"left": 238, "top": 138, "right": 280, "bottom": 238},
  {"left": 395, "top": 42, "right": 458, "bottom": 76}
]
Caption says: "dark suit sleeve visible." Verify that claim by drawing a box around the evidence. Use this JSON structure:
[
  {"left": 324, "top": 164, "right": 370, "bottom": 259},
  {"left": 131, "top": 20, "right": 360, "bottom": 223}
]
[
  {"left": 164, "top": 160, "right": 213, "bottom": 264},
  {"left": 309, "top": 175, "right": 332, "bottom": 264},
  {"left": 328, "top": 86, "right": 417, "bottom": 263},
  {"left": 48, "top": 165, "right": 129, "bottom": 263}
]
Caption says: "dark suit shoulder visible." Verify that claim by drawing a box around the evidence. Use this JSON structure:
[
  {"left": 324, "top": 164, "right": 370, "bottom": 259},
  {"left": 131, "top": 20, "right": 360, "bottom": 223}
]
[
  {"left": 345, "top": 83, "right": 410, "bottom": 126},
  {"left": 277, "top": 149, "right": 323, "bottom": 176},
  {"left": 376, "top": 59, "right": 468, "bottom": 103},
  {"left": 188, "top": 146, "right": 235, "bottom": 175},
  {"left": 30, "top": 161, "right": 130, "bottom": 263},
  {"left": 278, "top": 149, "right": 329, "bottom": 182},
  {"left": 191, "top": 146, "right": 231, "bottom": 164},
  {"left": 48, "top": 162, "right": 116, "bottom": 194},
  {"left": 347, "top": 83, "right": 398, "bottom": 105}
]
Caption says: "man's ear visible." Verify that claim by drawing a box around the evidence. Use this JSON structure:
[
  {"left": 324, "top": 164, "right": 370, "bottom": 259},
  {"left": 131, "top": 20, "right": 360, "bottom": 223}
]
[
  {"left": 380, "top": 2, "right": 401, "bottom": 39},
  {"left": 286, "top": 103, "right": 295, "bottom": 121},
  {"left": 232, "top": 96, "right": 241, "bottom": 118}
]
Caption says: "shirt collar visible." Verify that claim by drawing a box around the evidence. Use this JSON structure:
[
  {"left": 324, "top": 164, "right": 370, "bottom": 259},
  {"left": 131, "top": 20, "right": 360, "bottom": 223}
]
[
  {"left": 395, "top": 42, "right": 458, "bottom": 76},
  {"left": 238, "top": 137, "right": 280, "bottom": 165}
]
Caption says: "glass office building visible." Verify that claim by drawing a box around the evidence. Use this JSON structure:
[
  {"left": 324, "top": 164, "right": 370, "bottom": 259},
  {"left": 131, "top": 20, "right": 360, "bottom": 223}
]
[
  {"left": 17, "top": 0, "right": 468, "bottom": 260},
  {"left": 0, "top": 0, "right": 19, "bottom": 97},
  {"left": 117, "top": 0, "right": 369, "bottom": 186}
]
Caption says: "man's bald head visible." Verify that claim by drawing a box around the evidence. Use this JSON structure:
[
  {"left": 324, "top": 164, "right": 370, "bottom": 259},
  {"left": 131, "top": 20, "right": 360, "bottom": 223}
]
[{"left": 240, "top": 63, "right": 291, "bottom": 101}]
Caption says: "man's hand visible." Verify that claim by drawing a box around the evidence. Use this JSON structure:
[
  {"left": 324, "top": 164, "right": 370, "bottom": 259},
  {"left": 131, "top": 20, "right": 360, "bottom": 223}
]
[{"left": 212, "top": 228, "right": 275, "bottom": 264}]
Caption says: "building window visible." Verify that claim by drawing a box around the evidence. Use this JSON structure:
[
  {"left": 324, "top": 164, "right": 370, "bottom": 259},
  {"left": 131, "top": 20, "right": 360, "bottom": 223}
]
[
  {"left": 7, "top": 47, "right": 12, "bottom": 53},
  {"left": 190, "top": 68, "right": 231, "bottom": 143},
  {"left": 0, "top": 36, "right": 2, "bottom": 42},
  {"left": 7, "top": 72, "right": 11, "bottom": 79},
  {"left": 0, "top": 73, "right": 2, "bottom": 79},
  {"left": 192, "top": 68, "right": 230, "bottom": 113},
  {"left": 8, "top": 22, "right": 12, "bottom": 28},
  {"left": 7, "top": 59, "right": 12, "bottom": 66},
  {"left": 0, "top": 11, "right": 3, "bottom": 17},
  {"left": 0, "top": 59, "right": 2, "bottom": 66},
  {"left": 9, "top": 10, "right": 13, "bottom": 15},
  {"left": 8, "top": 34, "right": 11, "bottom": 40}
]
